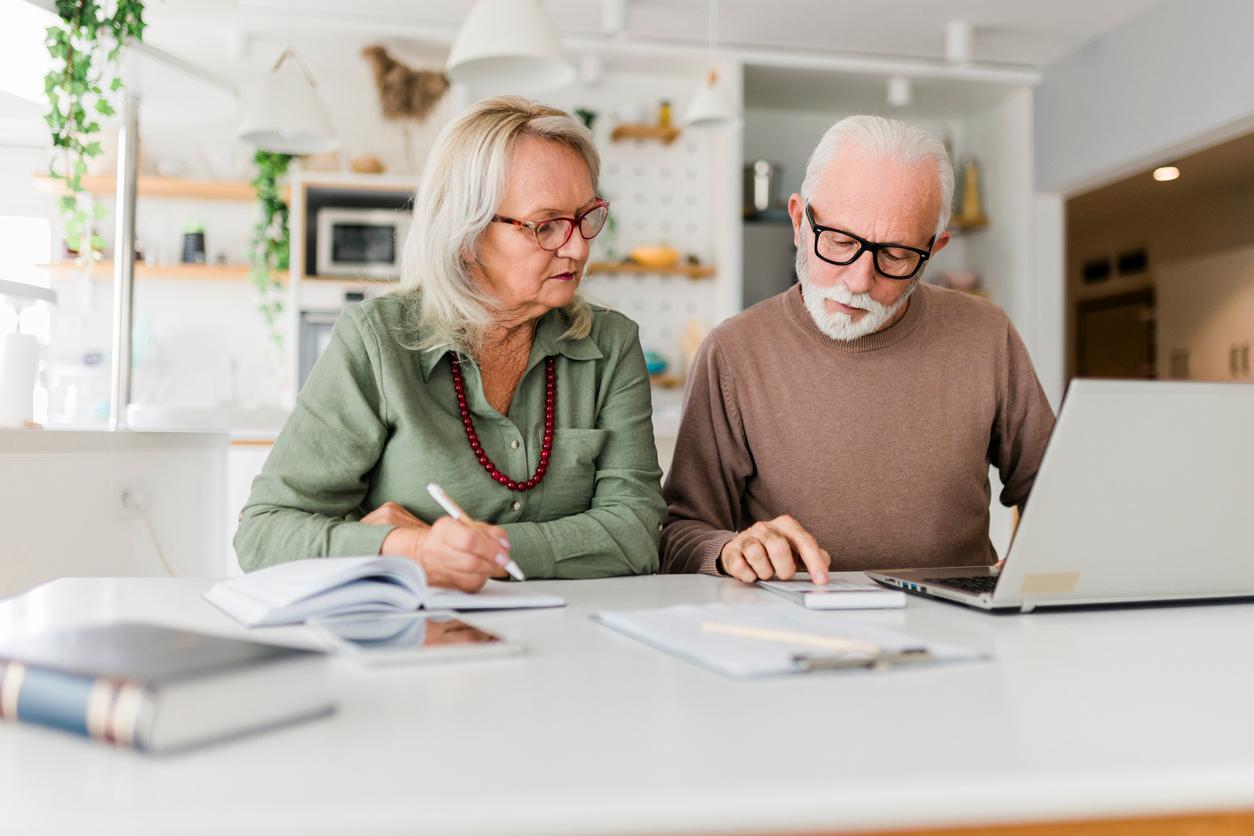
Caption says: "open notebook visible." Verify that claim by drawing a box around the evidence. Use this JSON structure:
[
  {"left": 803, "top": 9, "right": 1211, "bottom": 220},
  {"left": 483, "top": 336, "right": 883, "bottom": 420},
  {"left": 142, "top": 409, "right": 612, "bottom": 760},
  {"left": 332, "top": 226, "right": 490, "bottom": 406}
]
[{"left": 206, "top": 557, "right": 564, "bottom": 627}]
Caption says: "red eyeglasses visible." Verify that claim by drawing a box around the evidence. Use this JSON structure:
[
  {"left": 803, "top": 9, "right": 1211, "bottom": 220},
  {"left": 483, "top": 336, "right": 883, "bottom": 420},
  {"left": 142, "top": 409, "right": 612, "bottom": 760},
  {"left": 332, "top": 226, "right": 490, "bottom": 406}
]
[{"left": 491, "top": 199, "right": 610, "bottom": 252}]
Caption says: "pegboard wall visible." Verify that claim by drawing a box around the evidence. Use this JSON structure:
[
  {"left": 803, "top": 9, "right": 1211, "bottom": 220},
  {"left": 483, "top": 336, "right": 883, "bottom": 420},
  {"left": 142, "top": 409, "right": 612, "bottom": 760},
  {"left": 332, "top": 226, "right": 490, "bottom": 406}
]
[
  {"left": 543, "top": 71, "right": 739, "bottom": 376},
  {"left": 584, "top": 133, "right": 719, "bottom": 370}
]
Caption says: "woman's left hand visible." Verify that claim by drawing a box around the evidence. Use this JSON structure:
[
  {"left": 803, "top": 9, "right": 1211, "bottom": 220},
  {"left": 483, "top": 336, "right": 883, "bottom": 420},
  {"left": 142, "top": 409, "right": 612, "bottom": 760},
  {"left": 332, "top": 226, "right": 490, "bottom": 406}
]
[
  {"left": 361, "top": 501, "right": 427, "bottom": 529},
  {"left": 362, "top": 501, "right": 509, "bottom": 579}
]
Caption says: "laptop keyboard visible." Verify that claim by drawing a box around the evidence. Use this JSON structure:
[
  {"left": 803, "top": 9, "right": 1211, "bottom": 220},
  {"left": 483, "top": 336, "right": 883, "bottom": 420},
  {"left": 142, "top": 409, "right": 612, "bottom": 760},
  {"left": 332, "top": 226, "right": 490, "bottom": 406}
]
[{"left": 922, "top": 575, "right": 999, "bottom": 594}]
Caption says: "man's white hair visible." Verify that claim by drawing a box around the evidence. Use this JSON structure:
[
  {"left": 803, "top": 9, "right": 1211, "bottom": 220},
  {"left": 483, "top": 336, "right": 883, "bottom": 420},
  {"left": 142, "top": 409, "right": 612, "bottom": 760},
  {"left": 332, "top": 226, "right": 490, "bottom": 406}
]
[{"left": 799, "top": 114, "right": 954, "bottom": 238}]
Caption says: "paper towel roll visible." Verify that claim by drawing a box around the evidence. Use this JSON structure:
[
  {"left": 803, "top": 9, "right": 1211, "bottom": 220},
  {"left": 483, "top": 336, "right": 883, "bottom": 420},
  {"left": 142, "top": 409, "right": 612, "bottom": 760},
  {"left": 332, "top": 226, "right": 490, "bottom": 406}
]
[{"left": 0, "top": 333, "right": 39, "bottom": 427}]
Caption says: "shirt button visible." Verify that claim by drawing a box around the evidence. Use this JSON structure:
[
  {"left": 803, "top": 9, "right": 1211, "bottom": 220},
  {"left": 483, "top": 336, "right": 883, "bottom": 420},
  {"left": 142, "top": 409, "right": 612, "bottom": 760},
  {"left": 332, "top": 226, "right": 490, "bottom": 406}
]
[
  {"left": 511, "top": 501, "right": 522, "bottom": 512},
  {"left": 510, "top": 440, "right": 520, "bottom": 449}
]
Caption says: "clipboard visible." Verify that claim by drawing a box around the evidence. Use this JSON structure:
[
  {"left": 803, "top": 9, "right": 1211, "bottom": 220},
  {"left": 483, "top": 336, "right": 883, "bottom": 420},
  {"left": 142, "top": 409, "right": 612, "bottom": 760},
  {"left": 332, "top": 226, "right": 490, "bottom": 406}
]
[{"left": 593, "top": 604, "right": 981, "bottom": 678}]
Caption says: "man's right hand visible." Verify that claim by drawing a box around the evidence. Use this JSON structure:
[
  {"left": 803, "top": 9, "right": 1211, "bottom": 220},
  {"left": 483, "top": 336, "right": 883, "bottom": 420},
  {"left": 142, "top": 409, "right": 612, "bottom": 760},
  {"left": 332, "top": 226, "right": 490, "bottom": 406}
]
[{"left": 718, "top": 515, "right": 830, "bottom": 584}]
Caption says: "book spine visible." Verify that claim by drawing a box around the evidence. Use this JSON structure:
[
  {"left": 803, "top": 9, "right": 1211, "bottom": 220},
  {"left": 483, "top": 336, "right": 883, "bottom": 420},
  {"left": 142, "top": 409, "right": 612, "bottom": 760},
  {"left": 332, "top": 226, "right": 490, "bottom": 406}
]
[{"left": 0, "top": 660, "right": 148, "bottom": 750}]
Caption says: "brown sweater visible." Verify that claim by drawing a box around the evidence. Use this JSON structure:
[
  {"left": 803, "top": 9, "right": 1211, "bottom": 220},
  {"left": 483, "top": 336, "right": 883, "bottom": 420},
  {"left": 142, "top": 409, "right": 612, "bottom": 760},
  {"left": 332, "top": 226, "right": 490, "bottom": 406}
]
[{"left": 660, "top": 282, "right": 1056, "bottom": 575}]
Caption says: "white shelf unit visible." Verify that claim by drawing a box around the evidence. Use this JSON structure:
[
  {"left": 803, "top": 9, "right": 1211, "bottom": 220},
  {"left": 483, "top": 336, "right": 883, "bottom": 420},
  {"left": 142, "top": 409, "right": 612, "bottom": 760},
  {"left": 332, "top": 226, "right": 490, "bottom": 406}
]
[{"left": 284, "top": 168, "right": 418, "bottom": 405}]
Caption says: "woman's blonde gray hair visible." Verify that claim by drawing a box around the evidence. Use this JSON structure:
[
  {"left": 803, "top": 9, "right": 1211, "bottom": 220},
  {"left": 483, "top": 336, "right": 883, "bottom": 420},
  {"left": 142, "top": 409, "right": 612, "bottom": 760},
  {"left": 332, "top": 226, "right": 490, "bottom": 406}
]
[{"left": 398, "top": 95, "right": 600, "bottom": 352}]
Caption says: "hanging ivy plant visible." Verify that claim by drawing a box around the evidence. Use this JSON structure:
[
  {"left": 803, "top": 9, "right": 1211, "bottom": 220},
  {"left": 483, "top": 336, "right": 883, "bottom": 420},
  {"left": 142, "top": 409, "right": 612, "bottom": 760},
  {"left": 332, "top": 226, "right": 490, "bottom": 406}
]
[
  {"left": 250, "top": 150, "right": 293, "bottom": 350},
  {"left": 44, "top": 0, "right": 146, "bottom": 271}
]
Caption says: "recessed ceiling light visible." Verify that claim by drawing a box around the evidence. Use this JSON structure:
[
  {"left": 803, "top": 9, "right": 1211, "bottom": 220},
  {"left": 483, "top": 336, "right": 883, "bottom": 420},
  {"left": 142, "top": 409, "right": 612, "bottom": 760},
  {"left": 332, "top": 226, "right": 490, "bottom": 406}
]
[{"left": 1153, "top": 166, "right": 1180, "bottom": 182}]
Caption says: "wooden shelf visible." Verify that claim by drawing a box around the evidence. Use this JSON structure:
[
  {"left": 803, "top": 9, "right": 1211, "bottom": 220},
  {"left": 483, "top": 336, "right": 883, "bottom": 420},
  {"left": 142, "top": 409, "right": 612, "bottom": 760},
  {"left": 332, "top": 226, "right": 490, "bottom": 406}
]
[
  {"left": 610, "top": 124, "right": 682, "bottom": 145},
  {"left": 32, "top": 174, "right": 268, "bottom": 202},
  {"left": 302, "top": 274, "right": 400, "bottom": 285},
  {"left": 38, "top": 261, "right": 286, "bottom": 283},
  {"left": 587, "top": 261, "right": 715, "bottom": 279},
  {"left": 295, "top": 172, "right": 417, "bottom": 194}
]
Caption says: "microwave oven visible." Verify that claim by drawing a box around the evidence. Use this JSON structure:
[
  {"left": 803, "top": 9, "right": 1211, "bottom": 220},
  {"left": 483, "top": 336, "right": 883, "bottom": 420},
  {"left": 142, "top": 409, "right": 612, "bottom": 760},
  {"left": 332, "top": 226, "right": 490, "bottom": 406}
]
[{"left": 315, "top": 208, "right": 410, "bottom": 279}]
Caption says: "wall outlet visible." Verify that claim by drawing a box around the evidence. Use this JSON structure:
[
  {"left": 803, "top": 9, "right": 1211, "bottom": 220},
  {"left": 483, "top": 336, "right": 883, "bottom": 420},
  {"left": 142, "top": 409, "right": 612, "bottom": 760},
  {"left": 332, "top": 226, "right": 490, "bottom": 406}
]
[{"left": 111, "top": 479, "right": 149, "bottom": 520}]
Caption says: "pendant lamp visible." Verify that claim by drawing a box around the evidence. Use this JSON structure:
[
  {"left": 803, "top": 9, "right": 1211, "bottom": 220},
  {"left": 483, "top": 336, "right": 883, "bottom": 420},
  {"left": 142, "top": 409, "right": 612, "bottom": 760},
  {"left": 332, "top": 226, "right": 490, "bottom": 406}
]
[
  {"left": 446, "top": 0, "right": 575, "bottom": 92},
  {"left": 239, "top": 49, "right": 338, "bottom": 155},
  {"left": 684, "top": 0, "right": 736, "bottom": 127}
]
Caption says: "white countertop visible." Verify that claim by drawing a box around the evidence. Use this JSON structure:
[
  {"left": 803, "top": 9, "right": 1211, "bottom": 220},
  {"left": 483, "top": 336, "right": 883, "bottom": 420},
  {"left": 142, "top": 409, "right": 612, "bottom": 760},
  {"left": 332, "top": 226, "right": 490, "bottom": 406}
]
[
  {"left": 2, "top": 574, "right": 1254, "bottom": 835},
  {"left": 0, "top": 427, "right": 227, "bottom": 452}
]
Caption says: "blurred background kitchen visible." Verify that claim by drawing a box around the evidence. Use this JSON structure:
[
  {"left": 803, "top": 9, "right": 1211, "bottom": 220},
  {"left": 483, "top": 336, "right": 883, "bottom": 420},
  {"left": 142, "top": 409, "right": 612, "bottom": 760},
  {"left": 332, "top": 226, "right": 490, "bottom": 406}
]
[{"left": 2, "top": 0, "right": 1252, "bottom": 591}]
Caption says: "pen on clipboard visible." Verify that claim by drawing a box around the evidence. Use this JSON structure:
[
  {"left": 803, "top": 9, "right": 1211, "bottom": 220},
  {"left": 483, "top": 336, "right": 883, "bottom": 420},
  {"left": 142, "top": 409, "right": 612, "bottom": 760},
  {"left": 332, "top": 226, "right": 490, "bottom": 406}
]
[
  {"left": 699, "top": 621, "right": 932, "bottom": 671},
  {"left": 700, "top": 621, "right": 883, "bottom": 654},
  {"left": 426, "top": 482, "right": 526, "bottom": 581}
]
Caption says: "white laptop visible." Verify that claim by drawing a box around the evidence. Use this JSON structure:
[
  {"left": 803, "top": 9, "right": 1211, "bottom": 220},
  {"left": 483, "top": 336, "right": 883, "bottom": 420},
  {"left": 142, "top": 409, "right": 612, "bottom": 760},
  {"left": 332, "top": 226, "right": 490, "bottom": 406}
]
[{"left": 867, "top": 380, "right": 1254, "bottom": 612}]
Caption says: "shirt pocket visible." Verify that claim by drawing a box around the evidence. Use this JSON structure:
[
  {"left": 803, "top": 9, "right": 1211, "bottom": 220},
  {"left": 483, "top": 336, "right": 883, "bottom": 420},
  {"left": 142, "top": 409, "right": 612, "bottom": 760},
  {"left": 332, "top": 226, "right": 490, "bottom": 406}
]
[{"left": 540, "top": 428, "right": 609, "bottom": 519}]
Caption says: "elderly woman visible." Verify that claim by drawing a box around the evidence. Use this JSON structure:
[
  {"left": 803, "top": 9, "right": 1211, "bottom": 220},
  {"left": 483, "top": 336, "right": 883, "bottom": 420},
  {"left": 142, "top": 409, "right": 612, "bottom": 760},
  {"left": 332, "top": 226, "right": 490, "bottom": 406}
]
[{"left": 235, "top": 97, "right": 665, "bottom": 590}]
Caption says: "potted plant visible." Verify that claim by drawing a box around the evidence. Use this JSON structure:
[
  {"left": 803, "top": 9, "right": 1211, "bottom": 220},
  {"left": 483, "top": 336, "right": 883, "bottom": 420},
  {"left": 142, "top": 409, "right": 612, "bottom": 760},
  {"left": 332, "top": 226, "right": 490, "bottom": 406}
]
[{"left": 44, "top": 1, "right": 146, "bottom": 271}]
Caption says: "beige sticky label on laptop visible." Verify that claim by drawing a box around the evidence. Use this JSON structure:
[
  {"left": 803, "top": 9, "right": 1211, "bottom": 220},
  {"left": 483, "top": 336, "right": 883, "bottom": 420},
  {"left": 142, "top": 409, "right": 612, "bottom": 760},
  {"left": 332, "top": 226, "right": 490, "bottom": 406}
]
[{"left": 1019, "top": 571, "right": 1080, "bottom": 596}]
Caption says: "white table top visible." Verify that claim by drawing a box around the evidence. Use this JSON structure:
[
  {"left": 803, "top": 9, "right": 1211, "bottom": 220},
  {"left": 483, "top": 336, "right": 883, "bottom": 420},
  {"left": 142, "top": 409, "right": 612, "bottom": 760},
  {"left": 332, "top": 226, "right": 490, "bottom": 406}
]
[{"left": 3, "top": 574, "right": 1254, "bottom": 836}]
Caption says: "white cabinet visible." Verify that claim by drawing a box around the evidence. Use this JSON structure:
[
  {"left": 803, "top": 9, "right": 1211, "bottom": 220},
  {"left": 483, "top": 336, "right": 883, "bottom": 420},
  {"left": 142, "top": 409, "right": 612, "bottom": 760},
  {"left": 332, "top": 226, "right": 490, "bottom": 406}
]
[
  {"left": 225, "top": 440, "right": 274, "bottom": 575},
  {"left": 1157, "top": 246, "right": 1254, "bottom": 381}
]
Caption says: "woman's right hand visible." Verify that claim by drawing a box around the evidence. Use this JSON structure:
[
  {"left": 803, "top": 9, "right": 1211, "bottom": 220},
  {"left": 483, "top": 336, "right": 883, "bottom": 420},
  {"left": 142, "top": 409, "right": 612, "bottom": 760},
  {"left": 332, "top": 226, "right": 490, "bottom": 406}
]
[{"left": 371, "top": 503, "right": 510, "bottom": 592}]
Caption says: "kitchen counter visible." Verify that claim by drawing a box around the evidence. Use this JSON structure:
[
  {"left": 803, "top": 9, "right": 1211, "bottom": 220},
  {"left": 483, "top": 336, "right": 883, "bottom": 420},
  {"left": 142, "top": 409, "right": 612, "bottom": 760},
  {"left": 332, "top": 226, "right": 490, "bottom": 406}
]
[{"left": 0, "top": 427, "right": 226, "bottom": 452}]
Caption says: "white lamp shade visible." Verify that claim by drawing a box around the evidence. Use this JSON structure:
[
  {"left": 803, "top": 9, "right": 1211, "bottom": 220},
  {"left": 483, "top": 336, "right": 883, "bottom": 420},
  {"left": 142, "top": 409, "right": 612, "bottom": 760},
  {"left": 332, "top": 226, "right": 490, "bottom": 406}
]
[
  {"left": 445, "top": 0, "right": 576, "bottom": 92},
  {"left": 684, "top": 72, "right": 736, "bottom": 127},
  {"left": 239, "top": 51, "right": 339, "bottom": 155},
  {"left": 0, "top": 280, "right": 57, "bottom": 306}
]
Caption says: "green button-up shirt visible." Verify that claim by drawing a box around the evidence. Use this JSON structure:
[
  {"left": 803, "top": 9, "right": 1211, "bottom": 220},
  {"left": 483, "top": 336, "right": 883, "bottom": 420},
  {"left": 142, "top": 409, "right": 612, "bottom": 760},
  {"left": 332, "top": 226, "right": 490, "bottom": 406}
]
[{"left": 234, "top": 294, "right": 665, "bottom": 579}]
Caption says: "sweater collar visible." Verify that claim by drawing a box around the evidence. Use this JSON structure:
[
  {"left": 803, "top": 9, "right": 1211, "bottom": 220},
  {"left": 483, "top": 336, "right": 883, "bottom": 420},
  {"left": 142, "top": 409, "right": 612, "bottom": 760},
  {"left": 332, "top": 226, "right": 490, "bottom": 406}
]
[{"left": 782, "top": 281, "right": 929, "bottom": 353}]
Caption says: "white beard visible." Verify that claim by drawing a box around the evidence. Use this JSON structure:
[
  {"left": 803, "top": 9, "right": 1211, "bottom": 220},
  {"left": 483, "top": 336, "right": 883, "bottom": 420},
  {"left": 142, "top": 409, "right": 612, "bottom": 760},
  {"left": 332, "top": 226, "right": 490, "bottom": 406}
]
[{"left": 795, "top": 246, "right": 918, "bottom": 341}]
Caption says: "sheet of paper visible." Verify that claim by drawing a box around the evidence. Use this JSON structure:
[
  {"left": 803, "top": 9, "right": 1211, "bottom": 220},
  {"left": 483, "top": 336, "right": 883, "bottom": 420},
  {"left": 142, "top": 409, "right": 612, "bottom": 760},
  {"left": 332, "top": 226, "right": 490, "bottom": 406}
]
[
  {"left": 426, "top": 581, "right": 565, "bottom": 611},
  {"left": 594, "top": 603, "right": 982, "bottom": 678}
]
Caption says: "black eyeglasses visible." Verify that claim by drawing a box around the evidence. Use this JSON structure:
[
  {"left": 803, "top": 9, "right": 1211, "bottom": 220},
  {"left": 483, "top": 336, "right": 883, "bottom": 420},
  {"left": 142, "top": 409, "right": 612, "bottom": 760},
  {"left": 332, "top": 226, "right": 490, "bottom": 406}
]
[
  {"left": 804, "top": 204, "right": 934, "bottom": 280},
  {"left": 491, "top": 199, "right": 610, "bottom": 252}
]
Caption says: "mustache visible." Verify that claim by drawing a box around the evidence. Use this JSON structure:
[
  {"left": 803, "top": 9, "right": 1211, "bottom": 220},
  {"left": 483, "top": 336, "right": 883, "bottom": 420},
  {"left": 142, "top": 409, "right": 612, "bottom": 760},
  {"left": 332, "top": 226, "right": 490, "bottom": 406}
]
[
  {"left": 794, "top": 248, "right": 880, "bottom": 312},
  {"left": 809, "top": 284, "right": 875, "bottom": 309}
]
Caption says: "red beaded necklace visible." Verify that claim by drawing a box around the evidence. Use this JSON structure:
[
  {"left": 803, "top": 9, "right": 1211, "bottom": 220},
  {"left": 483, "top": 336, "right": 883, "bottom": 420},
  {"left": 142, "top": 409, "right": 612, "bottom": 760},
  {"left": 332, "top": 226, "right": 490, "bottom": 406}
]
[{"left": 449, "top": 352, "right": 555, "bottom": 493}]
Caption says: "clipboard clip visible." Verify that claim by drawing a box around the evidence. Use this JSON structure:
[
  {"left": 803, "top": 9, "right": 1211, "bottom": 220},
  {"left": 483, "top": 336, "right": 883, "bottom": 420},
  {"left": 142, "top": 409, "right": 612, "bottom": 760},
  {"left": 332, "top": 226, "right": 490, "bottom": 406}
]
[{"left": 792, "top": 646, "right": 933, "bottom": 672}]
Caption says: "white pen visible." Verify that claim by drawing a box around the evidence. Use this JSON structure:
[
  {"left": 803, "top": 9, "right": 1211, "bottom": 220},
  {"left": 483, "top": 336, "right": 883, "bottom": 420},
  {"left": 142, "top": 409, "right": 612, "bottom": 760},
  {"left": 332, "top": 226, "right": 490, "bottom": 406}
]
[{"left": 426, "top": 482, "right": 526, "bottom": 581}]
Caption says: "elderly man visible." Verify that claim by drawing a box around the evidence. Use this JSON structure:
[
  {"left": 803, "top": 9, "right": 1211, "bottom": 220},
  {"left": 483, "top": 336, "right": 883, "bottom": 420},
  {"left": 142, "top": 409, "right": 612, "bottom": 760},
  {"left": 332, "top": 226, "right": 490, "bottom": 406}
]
[{"left": 661, "top": 115, "right": 1055, "bottom": 583}]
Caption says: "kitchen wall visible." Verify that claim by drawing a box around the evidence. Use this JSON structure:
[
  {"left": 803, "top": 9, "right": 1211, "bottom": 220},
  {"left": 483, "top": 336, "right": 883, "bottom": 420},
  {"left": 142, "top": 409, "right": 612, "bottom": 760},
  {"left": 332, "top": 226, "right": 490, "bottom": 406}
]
[
  {"left": 45, "top": 197, "right": 293, "bottom": 422},
  {"left": 961, "top": 88, "right": 1035, "bottom": 339},
  {"left": 1035, "top": 0, "right": 1254, "bottom": 195}
]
